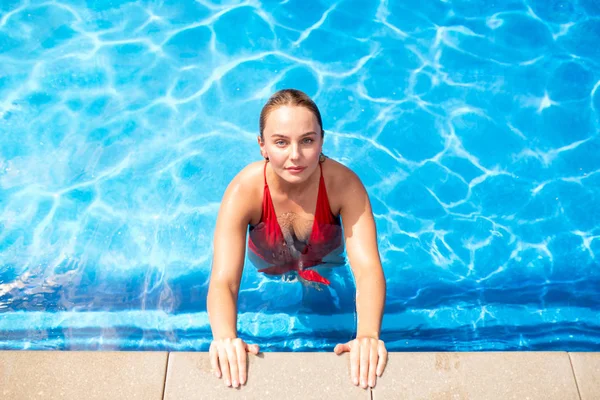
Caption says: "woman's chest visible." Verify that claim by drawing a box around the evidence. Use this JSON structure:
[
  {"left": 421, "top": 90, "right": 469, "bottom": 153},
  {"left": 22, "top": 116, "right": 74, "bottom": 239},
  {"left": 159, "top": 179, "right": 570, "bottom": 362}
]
[{"left": 276, "top": 212, "right": 314, "bottom": 244}]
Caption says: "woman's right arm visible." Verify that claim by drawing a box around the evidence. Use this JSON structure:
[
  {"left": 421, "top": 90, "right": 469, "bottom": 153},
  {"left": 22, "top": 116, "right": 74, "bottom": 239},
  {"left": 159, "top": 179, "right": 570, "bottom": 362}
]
[{"left": 207, "top": 170, "right": 259, "bottom": 388}]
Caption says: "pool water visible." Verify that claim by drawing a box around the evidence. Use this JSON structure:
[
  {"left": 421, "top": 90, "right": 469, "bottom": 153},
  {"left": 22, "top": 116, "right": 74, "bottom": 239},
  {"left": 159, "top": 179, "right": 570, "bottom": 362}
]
[{"left": 0, "top": 0, "right": 599, "bottom": 351}]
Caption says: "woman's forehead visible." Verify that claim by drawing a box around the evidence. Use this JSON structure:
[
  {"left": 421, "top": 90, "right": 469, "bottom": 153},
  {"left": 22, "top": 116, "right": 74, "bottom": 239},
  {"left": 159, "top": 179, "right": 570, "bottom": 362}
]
[
  {"left": 264, "top": 107, "right": 320, "bottom": 137},
  {"left": 265, "top": 106, "right": 319, "bottom": 127}
]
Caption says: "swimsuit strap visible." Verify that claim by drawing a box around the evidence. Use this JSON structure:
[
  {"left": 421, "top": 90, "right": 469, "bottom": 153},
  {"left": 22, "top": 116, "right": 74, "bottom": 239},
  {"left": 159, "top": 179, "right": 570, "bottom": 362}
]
[
  {"left": 263, "top": 160, "right": 269, "bottom": 188},
  {"left": 315, "top": 162, "right": 329, "bottom": 223}
]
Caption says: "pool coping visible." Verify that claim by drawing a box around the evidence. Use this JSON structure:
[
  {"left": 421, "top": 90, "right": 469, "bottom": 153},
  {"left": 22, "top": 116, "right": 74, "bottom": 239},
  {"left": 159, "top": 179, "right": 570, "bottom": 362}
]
[{"left": 1, "top": 351, "right": 598, "bottom": 399}]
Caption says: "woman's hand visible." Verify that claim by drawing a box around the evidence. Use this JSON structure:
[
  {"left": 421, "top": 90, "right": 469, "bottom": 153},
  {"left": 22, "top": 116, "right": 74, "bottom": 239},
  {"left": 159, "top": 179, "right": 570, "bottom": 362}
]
[
  {"left": 209, "top": 338, "right": 260, "bottom": 388},
  {"left": 334, "top": 337, "right": 388, "bottom": 388}
]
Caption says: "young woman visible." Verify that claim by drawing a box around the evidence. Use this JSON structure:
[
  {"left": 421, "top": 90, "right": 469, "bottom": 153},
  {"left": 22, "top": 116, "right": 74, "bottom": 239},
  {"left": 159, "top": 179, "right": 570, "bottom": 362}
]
[{"left": 207, "top": 89, "right": 387, "bottom": 389}]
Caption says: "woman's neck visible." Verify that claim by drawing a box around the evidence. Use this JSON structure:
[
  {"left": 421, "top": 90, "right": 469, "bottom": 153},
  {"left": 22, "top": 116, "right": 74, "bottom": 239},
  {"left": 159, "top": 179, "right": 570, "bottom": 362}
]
[{"left": 267, "top": 163, "right": 320, "bottom": 200}]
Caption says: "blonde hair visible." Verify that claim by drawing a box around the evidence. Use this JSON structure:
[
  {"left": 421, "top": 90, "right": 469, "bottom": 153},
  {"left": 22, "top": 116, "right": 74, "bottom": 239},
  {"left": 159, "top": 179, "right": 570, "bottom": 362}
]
[{"left": 259, "top": 89, "right": 324, "bottom": 139}]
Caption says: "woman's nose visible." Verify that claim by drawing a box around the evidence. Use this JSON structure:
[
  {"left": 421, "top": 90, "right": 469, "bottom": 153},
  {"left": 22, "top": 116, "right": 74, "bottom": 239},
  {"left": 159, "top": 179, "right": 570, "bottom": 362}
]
[{"left": 290, "top": 144, "right": 300, "bottom": 159}]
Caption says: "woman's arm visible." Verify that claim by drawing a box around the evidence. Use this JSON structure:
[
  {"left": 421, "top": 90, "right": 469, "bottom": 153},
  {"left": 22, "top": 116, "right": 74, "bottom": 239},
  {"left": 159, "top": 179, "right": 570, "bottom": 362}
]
[
  {"left": 207, "top": 170, "right": 258, "bottom": 388},
  {"left": 207, "top": 173, "right": 251, "bottom": 338},
  {"left": 334, "top": 168, "right": 387, "bottom": 388},
  {"left": 342, "top": 169, "right": 386, "bottom": 338}
]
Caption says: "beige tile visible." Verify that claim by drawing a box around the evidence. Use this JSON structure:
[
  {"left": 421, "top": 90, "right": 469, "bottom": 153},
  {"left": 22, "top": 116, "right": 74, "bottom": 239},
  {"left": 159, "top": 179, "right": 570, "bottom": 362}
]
[
  {"left": 372, "top": 352, "right": 580, "bottom": 400},
  {"left": 569, "top": 352, "right": 600, "bottom": 400},
  {"left": 0, "top": 351, "right": 168, "bottom": 400},
  {"left": 164, "top": 352, "right": 371, "bottom": 400}
]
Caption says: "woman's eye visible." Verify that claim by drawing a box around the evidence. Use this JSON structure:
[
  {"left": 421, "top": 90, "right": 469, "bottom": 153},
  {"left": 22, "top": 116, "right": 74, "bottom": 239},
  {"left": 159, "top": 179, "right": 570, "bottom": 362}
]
[
  {"left": 275, "top": 140, "right": 286, "bottom": 146},
  {"left": 303, "top": 138, "right": 314, "bottom": 144}
]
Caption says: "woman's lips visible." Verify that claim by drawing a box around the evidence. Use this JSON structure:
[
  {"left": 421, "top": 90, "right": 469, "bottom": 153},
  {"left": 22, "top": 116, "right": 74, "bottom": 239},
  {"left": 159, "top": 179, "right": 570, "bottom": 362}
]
[{"left": 286, "top": 166, "right": 306, "bottom": 174}]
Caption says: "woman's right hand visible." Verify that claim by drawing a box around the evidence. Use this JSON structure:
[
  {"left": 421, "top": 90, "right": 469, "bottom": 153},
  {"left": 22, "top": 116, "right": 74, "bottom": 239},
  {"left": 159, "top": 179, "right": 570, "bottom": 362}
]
[{"left": 209, "top": 338, "right": 260, "bottom": 388}]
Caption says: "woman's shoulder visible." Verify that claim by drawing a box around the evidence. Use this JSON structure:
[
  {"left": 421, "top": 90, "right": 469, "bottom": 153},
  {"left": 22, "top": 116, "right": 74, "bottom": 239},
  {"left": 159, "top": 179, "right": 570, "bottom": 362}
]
[
  {"left": 235, "top": 160, "right": 266, "bottom": 185},
  {"left": 322, "top": 157, "right": 361, "bottom": 188},
  {"left": 224, "top": 161, "right": 265, "bottom": 201},
  {"left": 322, "top": 158, "right": 363, "bottom": 214},
  {"left": 222, "top": 161, "right": 265, "bottom": 224}
]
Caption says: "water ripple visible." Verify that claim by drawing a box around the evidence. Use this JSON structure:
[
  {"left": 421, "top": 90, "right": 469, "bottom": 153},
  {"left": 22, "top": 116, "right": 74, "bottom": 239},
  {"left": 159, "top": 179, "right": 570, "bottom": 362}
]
[{"left": 0, "top": 0, "right": 599, "bottom": 351}]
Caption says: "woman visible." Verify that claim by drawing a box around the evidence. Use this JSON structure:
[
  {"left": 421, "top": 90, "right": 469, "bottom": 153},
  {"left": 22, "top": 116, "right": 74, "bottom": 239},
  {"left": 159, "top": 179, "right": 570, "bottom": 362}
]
[{"left": 207, "top": 89, "right": 387, "bottom": 389}]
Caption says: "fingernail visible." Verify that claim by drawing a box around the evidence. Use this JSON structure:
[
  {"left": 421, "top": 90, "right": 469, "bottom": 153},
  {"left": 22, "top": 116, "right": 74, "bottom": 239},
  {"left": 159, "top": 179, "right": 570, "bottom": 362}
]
[
  {"left": 353, "top": 378, "right": 358, "bottom": 385},
  {"left": 225, "top": 379, "right": 230, "bottom": 386},
  {"left": 232, "top": 379, "right": 238, "bottom": 387},
  {"left": 369, "top": 380, "right": 374, "bottom": 387},
  {"left": 361, "top": 379, "right": 366, "bottom": 387}
]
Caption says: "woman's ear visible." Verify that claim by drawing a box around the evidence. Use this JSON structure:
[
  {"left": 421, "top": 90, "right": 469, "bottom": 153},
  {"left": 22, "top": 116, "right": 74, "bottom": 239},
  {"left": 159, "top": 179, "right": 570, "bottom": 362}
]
[{"left": 257, "top": 135, "right": 268, "bottom": 159}]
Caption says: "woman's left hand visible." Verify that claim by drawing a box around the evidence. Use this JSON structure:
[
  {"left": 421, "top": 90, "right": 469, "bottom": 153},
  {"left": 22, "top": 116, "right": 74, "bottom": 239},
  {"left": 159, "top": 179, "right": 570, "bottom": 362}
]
[{"left": 334, "top": 337, "right": 388, "bottom": 388}]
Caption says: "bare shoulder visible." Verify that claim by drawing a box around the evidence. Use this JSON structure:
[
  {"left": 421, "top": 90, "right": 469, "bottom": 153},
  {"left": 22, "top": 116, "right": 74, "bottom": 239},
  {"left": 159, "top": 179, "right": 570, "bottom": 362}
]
[
  {"left": 322, "top": 158, "right": 365, "bottom": 216},
  {"left": 232, "top": 160, "right": 265, "bottom": 189},
  {"left": 221, "top": 160, "right": 265, "bottom": 226}
]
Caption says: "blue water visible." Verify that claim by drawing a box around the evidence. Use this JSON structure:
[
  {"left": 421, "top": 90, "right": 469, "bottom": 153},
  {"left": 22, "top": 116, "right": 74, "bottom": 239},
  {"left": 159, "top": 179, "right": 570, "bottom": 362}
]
[{"left": 1, "top": 0, "right": 599, "bottom": 352}]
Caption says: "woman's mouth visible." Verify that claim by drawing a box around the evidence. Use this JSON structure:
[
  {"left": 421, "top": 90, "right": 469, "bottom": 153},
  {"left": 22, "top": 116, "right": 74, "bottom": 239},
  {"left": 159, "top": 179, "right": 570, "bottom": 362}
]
[{"left": 286, "top": 166, "right": 306, "bottom": 174}]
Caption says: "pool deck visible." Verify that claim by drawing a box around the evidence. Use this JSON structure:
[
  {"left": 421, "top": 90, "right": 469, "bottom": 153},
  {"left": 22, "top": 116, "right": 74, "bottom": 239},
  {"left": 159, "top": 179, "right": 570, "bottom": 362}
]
[{"left": 1, "top": 351, "right": 598, "bottom": 399}]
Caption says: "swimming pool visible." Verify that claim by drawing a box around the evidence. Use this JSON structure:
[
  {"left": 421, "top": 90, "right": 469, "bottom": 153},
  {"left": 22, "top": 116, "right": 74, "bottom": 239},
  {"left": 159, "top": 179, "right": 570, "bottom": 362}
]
[{"left": 0, "top": 0, "right": 599, "bottom": 351}]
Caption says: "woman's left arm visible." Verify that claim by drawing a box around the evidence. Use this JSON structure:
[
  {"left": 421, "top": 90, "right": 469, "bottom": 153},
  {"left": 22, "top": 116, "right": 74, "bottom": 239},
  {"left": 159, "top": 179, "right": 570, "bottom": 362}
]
[{"left": 333, "top": 169, "right": 388, "bottom": 389}]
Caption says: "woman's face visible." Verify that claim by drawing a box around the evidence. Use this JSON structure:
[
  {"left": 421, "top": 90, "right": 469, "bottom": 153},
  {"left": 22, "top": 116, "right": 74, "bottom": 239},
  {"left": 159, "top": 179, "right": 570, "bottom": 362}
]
[{"left": 259, "top": 105, "right": 323, "bottom": 183}]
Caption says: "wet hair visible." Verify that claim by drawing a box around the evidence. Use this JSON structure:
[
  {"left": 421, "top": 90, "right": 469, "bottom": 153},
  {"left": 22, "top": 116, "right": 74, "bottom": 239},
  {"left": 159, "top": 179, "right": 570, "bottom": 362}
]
[{"left": 259, "top": 89, "right": 324, "bottom": 140}]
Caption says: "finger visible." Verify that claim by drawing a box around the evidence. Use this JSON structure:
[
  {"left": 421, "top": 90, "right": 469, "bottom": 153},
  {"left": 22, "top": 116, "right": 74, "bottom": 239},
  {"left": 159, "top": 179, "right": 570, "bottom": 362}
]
[
  {"left": 209, "top": 343, "right": 220, "bottom": 378},
  {"left": 234, "top": 340, "right": 247, "bottom": 385},
  {"left": 377, "top": 341, "right": 388, "bottom": 377},
  {"left": 349, "top": 341, "right": 359, "bottom": 386},
  {"left": 360, "top": 339, "right": 370, "bottom": 388},
  {"left": 246, "top": 343, "right": 260, "bottom": 355},
  {"left": 225, "top": 342, "right": 239, "bottom": 388},
  {"left": 334, "top": 343, "right": 350, "bottom": 355},
  {"left": 217, "top": 346, "right": 231, "bottom": 386},
  {"left": 368, "top": 340, "right": 378, "bottom": 387}
]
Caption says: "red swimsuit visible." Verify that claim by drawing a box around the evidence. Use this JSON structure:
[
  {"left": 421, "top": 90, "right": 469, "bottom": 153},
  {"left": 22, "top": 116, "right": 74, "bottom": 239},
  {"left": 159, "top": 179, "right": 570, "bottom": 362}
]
[{"left": 248, "top": 161, "right": 344, "bottom": 285}]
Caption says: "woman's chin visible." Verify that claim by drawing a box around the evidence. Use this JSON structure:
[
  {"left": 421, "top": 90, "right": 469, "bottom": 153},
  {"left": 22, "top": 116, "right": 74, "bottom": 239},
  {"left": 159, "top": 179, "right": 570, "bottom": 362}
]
[{"left": 283, "top": 173, "right": 305, "bottom": 183}]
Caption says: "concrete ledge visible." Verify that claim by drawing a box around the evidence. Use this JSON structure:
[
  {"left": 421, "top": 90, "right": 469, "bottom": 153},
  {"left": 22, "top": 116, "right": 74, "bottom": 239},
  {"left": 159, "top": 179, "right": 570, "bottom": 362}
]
[
  {"left": 373, "top": 352, "right": 580, "bottom": 400},
  {"left": 569, "top": 352, "right": 600, "bottom": 400},
  {"left": 0, "top": 351, "right": 168, "bottom": 400},
  {"left": 164, "top": 352, "right": 369, "bottom": 400},
  {"left": 1, "top": 351, "right": 597, "bottom": 399}
]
